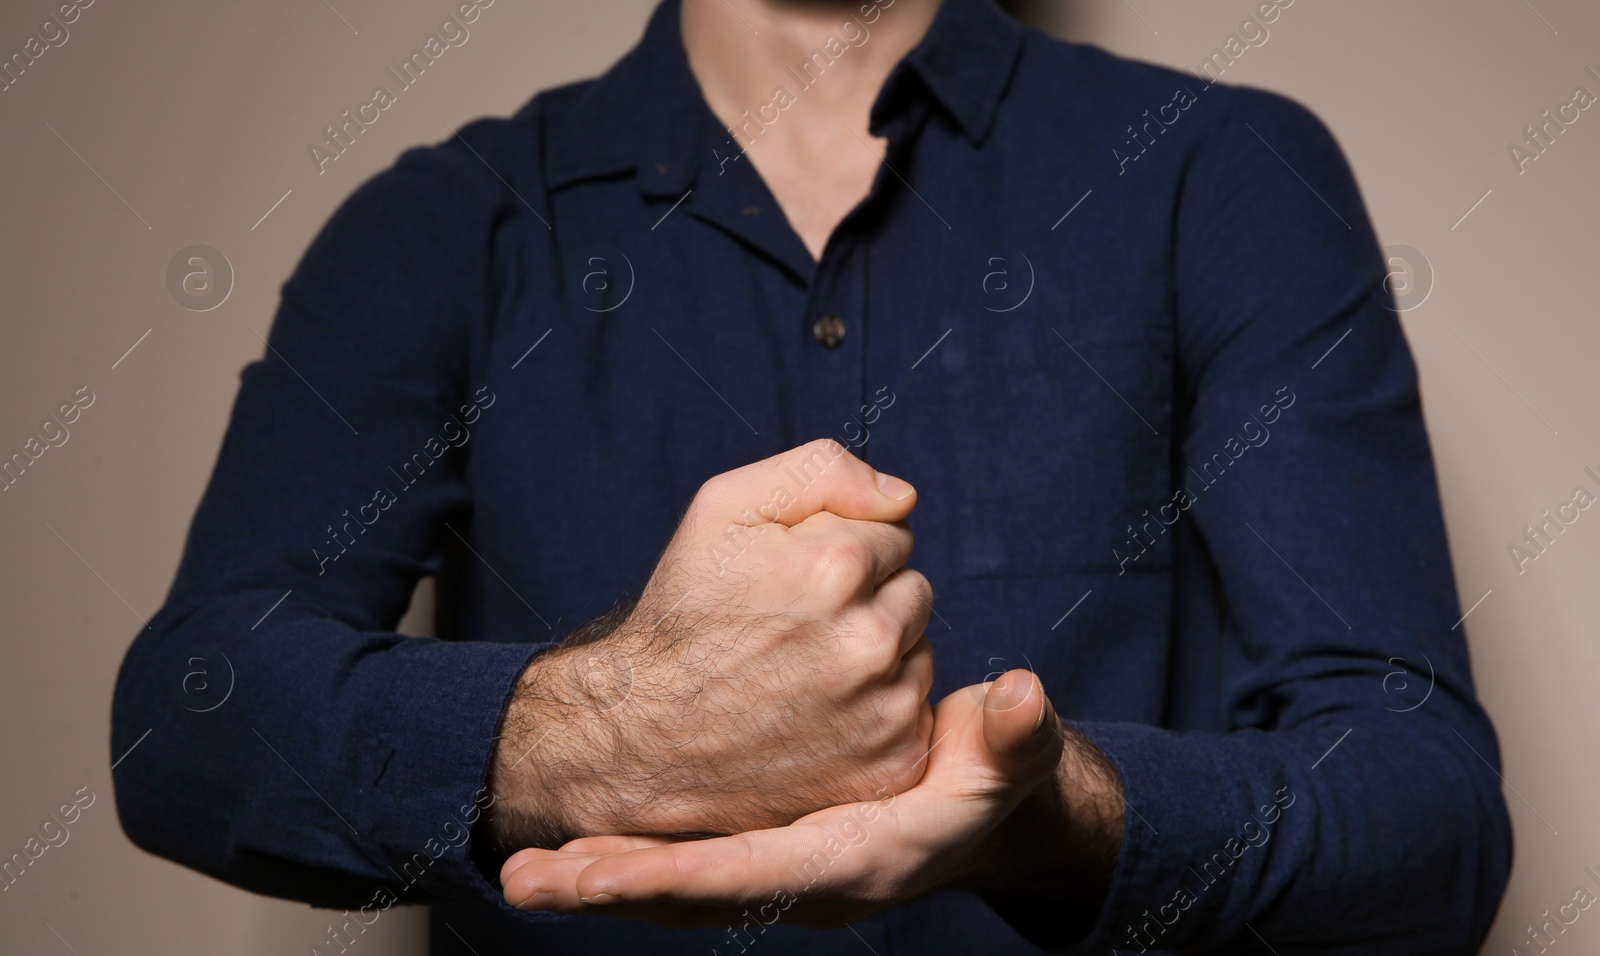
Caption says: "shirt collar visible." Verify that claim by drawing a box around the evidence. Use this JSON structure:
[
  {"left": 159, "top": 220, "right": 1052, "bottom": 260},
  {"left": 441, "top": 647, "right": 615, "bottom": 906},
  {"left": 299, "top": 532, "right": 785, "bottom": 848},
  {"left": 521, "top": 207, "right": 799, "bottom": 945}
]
[
  {"left": 876, "top": 0, "right": 1025, "bottom": 144},
  {"left": 543, "top": 0, "right": 1025, "bottom": 195},
  {"left": 544, "top": 0, "right": 702, "bottom": 195}
]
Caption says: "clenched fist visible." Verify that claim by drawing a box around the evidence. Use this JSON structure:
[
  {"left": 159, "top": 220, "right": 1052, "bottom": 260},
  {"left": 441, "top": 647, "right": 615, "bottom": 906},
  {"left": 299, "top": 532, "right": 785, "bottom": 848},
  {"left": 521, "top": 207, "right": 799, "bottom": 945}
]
[{"left": 488, "top": 439, "right": 937, "bottom": 848}]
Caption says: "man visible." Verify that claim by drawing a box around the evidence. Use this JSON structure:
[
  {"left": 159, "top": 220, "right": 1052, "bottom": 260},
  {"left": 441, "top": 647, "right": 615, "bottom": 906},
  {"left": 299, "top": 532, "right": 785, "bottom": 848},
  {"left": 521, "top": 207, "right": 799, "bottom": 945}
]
[{"left": 111, "top": 0, "right": 1512, "bottom": 952}]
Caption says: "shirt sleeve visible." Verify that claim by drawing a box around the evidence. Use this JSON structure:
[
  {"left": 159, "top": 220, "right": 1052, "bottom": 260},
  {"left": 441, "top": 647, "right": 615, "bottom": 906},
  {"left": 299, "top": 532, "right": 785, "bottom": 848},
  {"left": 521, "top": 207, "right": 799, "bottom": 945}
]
[
  {"left": 109, "top": 122, "right": 551, "bottom": 913},
  {"left": 1008, "top": 87, "right": 1512, "bottom": 953}
]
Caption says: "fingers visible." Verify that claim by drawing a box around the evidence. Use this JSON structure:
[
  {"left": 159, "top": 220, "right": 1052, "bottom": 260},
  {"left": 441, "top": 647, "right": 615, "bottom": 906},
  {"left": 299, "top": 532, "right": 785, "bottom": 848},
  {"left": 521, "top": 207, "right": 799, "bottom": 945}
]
[
  {"left": 572, "top": 822, "right": 871, "bottom": 910},
  {"left": 979, "top": 670, "right": 1063, "bottom": 782},
  {"left": 790, "top": 513, "right": 913, "bottom": 588},
  {"left": 503, "top": 846, "right": 838, "bottom": 929},
  {"left": 871, "top": 568, "right": 935, "bottom": 656},
  {"left": 561, "top": 834, "right": 677, "bottom": 854},
  {"left": 694, "top": 440, "right": 915, "bottom": 529},
  {"left": 898, "top": 636, "right": 935, "bottom": 701},
  {"left": 502, "top": 847, "right": 604, "bottom": 910},
  {"left": 501, "top": 846, "right": 539, "bottom": 884},
  {"left": 502, "top": 847, "right": 716, "bottom": 926},
  {"left": 501, "top": 836, "right": 695, "bottom": 912}
]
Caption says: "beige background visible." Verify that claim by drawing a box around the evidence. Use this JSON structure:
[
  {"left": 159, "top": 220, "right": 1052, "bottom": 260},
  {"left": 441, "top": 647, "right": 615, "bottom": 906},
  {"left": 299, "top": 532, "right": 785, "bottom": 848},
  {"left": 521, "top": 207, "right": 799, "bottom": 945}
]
[{"left": 1, "top": 0, "right": 1595, "bottom": 952}]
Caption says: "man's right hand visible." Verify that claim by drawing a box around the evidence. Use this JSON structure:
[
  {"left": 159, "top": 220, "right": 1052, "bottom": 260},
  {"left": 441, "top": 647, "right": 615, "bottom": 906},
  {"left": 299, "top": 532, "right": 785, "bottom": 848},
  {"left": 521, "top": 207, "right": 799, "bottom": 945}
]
[{"left": 488, "top": 439, "right": 936, "bottom": 848}]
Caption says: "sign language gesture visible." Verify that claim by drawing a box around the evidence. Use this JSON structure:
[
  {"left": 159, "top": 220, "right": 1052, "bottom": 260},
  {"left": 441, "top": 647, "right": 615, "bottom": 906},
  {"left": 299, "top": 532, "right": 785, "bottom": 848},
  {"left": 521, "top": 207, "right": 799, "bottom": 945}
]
[{"left": 488, "top": 440, "right": 939, "bottom": 848}]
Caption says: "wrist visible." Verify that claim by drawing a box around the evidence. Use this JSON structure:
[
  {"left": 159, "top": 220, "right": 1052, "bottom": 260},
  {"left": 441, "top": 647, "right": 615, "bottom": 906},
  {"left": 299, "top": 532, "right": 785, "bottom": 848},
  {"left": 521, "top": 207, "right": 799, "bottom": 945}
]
[
  {"left": 969, "top": 724, "right": 1125, "bottom": 910},
  {"left": 486, "top": 618, "right": 639, "bottom": 850},
  {"left": 484, "top": 651, "right": 584, "bottom": 849}
]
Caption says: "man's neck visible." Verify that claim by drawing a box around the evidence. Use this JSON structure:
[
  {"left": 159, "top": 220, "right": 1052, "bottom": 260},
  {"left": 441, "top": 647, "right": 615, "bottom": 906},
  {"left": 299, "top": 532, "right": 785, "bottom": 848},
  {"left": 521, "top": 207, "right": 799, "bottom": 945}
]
[
  {"left": 681, "top": 0, "right": 941, "bottom": 138},
  {"left": 679, "top": 0, "right": 943, "bottom": 261}
]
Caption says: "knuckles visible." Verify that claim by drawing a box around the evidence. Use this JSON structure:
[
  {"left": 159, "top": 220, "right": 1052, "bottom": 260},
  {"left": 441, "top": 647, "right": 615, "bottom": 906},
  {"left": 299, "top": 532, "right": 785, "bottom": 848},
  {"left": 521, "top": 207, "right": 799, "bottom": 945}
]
[
  {"left": 797, "top": 437, "right": 851, "bottom": 469},
  {"left": 692, "top": 472, "right": 732, "bottom": 510},
  {"left": 805, "top": 537, "right": 874, "bottom": 602},
  {"left": 896, "top": 568, "right": 935, "bottom": 615},
  {"left": 881, "top": 688, "right": 932, "bottom": 754},
  {"left": 861, "top": 607, "right": 908, "bottom": 674},
  {"left": 828, "top": 606, "right": 904, "bottom": 680}
]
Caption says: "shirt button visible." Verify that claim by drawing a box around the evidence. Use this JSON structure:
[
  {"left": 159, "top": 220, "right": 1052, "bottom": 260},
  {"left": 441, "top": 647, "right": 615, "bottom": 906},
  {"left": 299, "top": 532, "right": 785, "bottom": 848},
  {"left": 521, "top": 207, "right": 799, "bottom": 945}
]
[{"left": 813, "top": 314, "right": 846, "bottom": 349}]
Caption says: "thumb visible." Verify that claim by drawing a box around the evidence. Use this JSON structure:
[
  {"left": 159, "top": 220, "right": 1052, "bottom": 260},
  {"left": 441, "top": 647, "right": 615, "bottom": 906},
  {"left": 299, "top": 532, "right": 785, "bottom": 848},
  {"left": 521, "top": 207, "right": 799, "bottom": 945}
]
[
  {"left": 698, "top": 439, "right": 917, "bottom": 527},
  {"left": 980, "top": 669, "right": 1062, "bottom": 782}
]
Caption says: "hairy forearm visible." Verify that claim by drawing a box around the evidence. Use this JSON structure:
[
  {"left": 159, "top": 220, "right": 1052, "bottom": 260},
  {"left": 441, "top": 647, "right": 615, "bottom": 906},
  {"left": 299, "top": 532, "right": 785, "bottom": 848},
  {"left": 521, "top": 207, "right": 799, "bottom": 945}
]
[
  {"left": 482, "top": 653, "right": 585, "bottom": 852},
  {"left": 483, "top": 600, "right": 639, "bottom": 853},
  {"left": 972, "top": 721, "right": 1126, "bottom": 914}
]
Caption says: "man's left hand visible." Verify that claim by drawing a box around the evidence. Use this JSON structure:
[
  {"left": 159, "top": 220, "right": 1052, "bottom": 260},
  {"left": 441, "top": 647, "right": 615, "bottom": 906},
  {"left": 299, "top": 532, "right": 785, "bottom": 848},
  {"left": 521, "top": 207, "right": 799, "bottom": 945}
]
[{"left": 499, "top": 668, "right": 1113, "bottom": 928}]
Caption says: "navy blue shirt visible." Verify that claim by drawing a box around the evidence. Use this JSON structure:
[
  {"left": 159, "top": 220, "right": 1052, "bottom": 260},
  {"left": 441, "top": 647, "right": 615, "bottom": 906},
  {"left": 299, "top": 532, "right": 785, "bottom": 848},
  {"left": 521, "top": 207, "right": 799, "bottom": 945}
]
[{"left": 111, "top": 0, "right": 1510, "bottom": 952}]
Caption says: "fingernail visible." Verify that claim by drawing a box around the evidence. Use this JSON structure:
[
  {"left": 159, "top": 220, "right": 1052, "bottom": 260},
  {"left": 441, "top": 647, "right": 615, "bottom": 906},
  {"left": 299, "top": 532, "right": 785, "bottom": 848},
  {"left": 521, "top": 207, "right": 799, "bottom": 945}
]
[
  {"left": 984, "top": 674, "right": 1024, "bottom": 712},
  {"left": 876, "top": 471, "right": 915, "bottom": 500},
  {"left": 515, "top": 890, "right": 553, "bottom": 910},
  {"left": 580, "top": 893, "right": 618, "bottom": 905}
]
